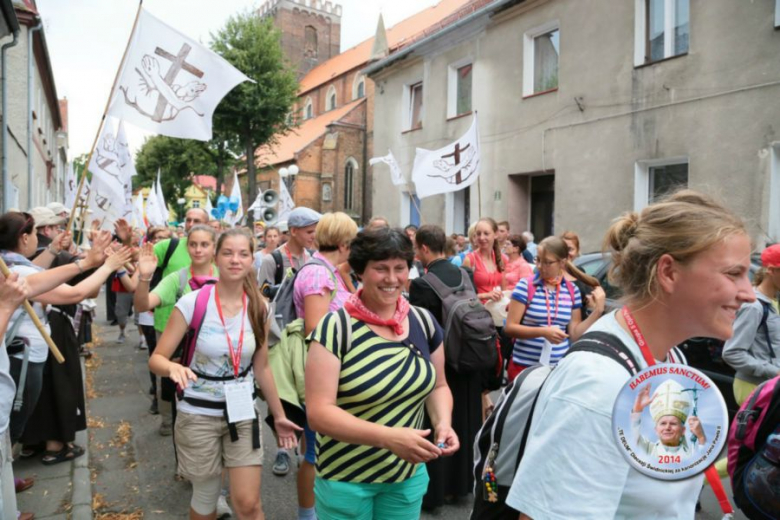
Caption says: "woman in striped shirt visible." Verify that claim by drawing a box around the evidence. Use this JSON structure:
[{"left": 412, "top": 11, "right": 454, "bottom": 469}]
[
  {"left": 504, "top": 236, "right": 605, "bottom": 381},
  {"left": 305, "top": 228, "right": 458, "bottom": 520}
]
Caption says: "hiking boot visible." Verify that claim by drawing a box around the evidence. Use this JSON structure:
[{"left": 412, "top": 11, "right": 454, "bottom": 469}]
[
  {"left": 159, "top": 421, "right": 172, "bottom": 436},
  {"left": 216, "top": 495, "right": 233, "bottom": 519},
  {"left": 272, "top": 450, "right": 290, "bottom": 476},
  {"left": 149, "top": 398, "right": 159, "bottom": 415}
]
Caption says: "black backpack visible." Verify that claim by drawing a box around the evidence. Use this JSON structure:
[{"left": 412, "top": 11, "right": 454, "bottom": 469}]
[
  {"left": 150, "top": 237, "right": 179, "bottom": 290},
  {"left": 422, "top": 270, "right": 498, "bottom": 373},
  {"left": 470, "top": 332, "right": 641, "bottom": 520}
]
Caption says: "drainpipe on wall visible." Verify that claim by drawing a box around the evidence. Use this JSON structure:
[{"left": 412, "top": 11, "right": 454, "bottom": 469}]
[
  {"left": 1, "top": 28, "right": 19, "bottom": 212},
  {"left": 27, "top": 20, "right": 42, "bottom": 209}
]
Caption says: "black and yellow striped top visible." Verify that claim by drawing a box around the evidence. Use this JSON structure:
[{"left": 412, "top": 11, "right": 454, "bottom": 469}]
[{"left": 309, "top": 308, "right": 443, "bottom": 483}]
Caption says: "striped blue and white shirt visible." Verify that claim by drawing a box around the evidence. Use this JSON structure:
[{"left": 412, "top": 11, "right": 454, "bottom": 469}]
[{"left": 511, "top": 275, "right": 582, "bottom": 367}]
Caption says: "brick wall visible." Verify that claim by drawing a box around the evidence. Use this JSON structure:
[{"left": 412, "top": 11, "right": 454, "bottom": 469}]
[{"left": 272, "top": 4, "right": 341, "bottom": 79}]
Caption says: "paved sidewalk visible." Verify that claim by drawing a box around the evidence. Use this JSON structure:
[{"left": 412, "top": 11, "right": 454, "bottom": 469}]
[{"left": 15, "top": 357, "right": 92, "bottom": 520}]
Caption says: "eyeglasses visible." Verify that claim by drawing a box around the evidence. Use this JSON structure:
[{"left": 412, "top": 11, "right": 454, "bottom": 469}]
[{"left": 534, "top": 257, "right": 562, "bottom": 268}]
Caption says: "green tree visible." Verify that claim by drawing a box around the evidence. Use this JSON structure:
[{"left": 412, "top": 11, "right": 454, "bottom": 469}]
[
  {"left": 134, "top": 135, "right": 214, "bottom": 201},
  {"left": 211, "top": 12, "right": 299, "bottom": 222}
]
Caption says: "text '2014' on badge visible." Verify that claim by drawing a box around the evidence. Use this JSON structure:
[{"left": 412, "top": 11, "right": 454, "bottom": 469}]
[{"left": 611, "top": 363, "right": 728, "bottom": 480}]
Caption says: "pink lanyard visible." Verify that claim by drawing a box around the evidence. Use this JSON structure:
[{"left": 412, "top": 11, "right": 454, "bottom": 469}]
[{"left": 214, "top": 287, "right": 247, "bottom": 378}]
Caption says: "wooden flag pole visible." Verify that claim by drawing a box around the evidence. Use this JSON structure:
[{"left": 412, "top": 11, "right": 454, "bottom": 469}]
[
  {"left": 408, "top": 192, "right": 424, "bottom": 225},
  {"left": 0, "top": 258, "right": 64, "bottom": 364},
  {"left": 65, "top": 0, "right": 144, "bottom": 232}
]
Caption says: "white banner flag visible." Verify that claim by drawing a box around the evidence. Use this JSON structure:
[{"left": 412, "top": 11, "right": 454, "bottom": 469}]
[
  {"left": 88, "top": 119, "right": 125, "bottom": 200},
  {"left": 155, "top": 170, "right": 170, "bottom": 224},
  {"left": 225, "top": 171, "right": 243, "bottom": 226},
  {"left": 204, "top": 192, "right": 214, "bottom": 219},
  {"left": 133, "top": 192, "right": 147, "bottom": 231},
  {"left": 106, "top": 8, "right": 251, "bottom": 141},
  {"left": 278, "top": 179, "right": 294, "bottom": 222},
  {"left": 64, "top": 162, "right": 77, "bottom": 209},
  {"left": 88, "top": 175, "right": 127, "bottom": 231},
  {"left": 412, "top": 113, "right": 480, "bottom": 199},
  {"left": 145, "top": 173, "right": 167, "bottom": 227},
  {"left": 247, "top": 189, "right": 264, "bottom": 221},
  {"left": 369, "top": 149, "right": 405, "bottom": 186}
]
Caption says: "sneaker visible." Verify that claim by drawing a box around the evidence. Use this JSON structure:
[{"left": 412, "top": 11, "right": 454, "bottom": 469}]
[
  {"left": 117, "top": 333, "right": 126, "bottom": 344},
  {"left": 216, "top": 495, "right": 233, "bottom": 519},
  {"left": 159, "top": 421, "right": 172, "bottom": 436},
  {"left": 148, "top": 398, "right": 159, "bottom": 415},
  {"left": 138, "top": 339, "right": 147, "bottom": 350},
  {"left": 272, "top": 450, "right": 290, "bottom": 476}
]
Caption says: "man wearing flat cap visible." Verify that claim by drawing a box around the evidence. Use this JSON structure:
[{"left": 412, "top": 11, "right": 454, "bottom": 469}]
[{"left": 257, "top": 207, "right": 322, "bottom": 294}]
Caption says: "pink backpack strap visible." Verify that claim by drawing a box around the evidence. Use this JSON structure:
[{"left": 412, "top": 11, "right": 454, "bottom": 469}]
[
  {"left": 523, "top": 276, "right": 537, "bottom": 304},
  {"left": 184, "top": 284, "right": 213, "bottom": 369}
]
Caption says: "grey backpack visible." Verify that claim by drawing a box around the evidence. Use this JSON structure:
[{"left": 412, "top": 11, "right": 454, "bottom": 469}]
[{"left": 422, "top": 270, "right": 498, "bottom": 373}]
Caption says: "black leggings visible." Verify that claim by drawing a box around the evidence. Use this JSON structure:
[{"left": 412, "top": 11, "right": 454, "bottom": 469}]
[
  {"left": 141, "top": 325, "right": 158, "bottom": 394},
  {"left": 9, "top": 358, "right": 45, "bottom": 444}
]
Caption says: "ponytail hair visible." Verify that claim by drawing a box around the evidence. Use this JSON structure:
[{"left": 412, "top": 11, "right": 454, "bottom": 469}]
[
  {"left": 215, "top": 228, "right": 268, "bottom": 349},
  {"left": 476, "top": 217, "right": 505, "bottom": 272}
]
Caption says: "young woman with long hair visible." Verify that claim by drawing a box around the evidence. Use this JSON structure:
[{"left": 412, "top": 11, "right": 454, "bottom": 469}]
[
  {"left": 462, "top": 217, "right": 506, "bottom": 302},
  {"left": 560, "top": 230, "right": 606, "bottom": 320},
  {"left": 504, "top": 236, "right": 605, "bottom": 381},
  {"left": 507, "top": 190, "right": 755, "bottom": 518},
  {"left": 149, "top": 228, "right": 299, "bottom": 520}
]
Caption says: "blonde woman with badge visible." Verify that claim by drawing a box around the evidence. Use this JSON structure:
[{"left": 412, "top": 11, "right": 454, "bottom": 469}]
[{"left": 631, "top": 380, "right": 706, "bottom": 460}]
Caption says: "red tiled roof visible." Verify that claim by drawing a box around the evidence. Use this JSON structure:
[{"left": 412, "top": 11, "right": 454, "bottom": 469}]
[
  {"left": 192, "top": 175, "right": 217, "bottom": 191},
  {"left": 255, "top": 98, "right": 365, "bottom": 167},
  {"left": 298, "top": 0, "right": 472, "bottom": 95}
]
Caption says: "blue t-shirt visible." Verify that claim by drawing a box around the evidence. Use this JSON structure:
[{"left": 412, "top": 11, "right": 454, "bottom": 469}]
[{"left": 511, "top": 276, "right": 582, "bottom": 366}]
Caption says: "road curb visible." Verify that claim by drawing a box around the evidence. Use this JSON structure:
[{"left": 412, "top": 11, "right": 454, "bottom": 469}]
[{"left": 72, "top": 357, "right": 93, "bottom": 520}]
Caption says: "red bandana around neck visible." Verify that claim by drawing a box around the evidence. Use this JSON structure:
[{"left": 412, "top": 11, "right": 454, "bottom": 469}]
[{"left": 344, "top": 289, "right": 410, "bottom": 336}]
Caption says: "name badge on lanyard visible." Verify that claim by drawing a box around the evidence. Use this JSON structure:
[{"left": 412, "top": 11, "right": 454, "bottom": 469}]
[
  {"left": 215, "top": 287, "right": 255, "bottom": 424},
  {"left": 224, "top": 381, "right": 255, "bottom": 423},
  {"left": 540, "top": 283, "right": 562, "bottom": 367}
]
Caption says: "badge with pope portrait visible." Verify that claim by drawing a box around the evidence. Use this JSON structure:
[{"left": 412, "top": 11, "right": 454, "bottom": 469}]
[{"left": 611, "top": 363, "right": 728, "bottom": 480}]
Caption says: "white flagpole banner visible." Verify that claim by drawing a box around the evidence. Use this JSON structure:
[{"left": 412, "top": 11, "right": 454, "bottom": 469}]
[
  {"left": 412, "top": 113, "right": 481, "bottom": 199},
  {"left": 133, "top": 192, "right": 147, "bottom": 231},
  {"left": 278, "top": 178, "right": 294, "bottom": 222},
  {"left": 225, "top": 170, "right": 243, "bottom": 226},
  {"left": 116, "top": 121, "right": 137, "bottom": 221},
  {"left": 88, "top": 118, "right": 126, "bottom": 200},
  {"left": 145, "top": 177, "right": 166, "bottom": 227},
  {"left": 369, "top": 149, "right": 405, "bottom": 186},
  {"left": 78, "top": 178, "right": 91, "bottom": 206},
  {"left": 247, "top": 189, "right": 263, "bottom": 221},
  {"left": 106, "top": 8, "right": 251, "bottom": 141},
  {"left": 155, "top": 170, "right": 170, "bottom": 223},
  {"left": 205, "top": 191, "right": 214, "bottom": 219},
  {"left": 88, "top": 175, "right": 126, "bottom": 231},
  {"left": 64, "top": 162, "right": 77, "bottom": 208}
]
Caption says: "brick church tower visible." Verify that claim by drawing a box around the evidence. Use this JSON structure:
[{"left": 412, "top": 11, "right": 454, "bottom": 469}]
[{"left": 259, "top": 0, "right": 342, "bottom": 79}]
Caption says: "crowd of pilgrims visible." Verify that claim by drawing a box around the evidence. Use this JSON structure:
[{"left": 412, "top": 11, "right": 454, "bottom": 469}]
[{"left": 0, "top": 188, "right": 776, "bottom": 520}]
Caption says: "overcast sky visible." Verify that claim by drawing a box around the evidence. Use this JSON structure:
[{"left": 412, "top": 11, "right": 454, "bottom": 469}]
[{"left": 35, "top": 0, "right": 440, "bottom": 158}]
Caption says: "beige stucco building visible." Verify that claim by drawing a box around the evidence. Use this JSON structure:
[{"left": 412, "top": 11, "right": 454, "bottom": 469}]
[
  {"left": 0, "top": 0, "right": 67, "bottom": 212},
  {"left": 366, "top": 0, "right": 780, "bottom": 250}
]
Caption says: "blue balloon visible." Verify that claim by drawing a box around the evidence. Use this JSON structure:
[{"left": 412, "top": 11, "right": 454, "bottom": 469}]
[
  {"left": 228, "top": 197, "right": 239, "bottom": 212},
  {"left": 217, "top": 195, "right": 229, "bottom": 211}
]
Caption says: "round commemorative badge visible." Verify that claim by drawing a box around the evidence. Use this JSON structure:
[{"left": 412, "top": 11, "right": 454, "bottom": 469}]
[{"left": 611, "top": 363, "right": 728, "bottom": 480}]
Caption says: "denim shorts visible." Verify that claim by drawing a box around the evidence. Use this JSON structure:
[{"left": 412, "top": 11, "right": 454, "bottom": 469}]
[
  {"left": 303, "top": 420, "right": 316, "bottom": 464},
  {"left": 314, "top": 465, "right": 429, "bottom": 520}
]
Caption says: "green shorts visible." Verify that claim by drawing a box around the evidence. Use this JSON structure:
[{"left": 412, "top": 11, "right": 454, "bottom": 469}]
[{"left": 314, "top": 465, "right": 429, "bottom": 520}]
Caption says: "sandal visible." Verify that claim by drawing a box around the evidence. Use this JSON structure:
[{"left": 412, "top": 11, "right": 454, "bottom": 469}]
[
  {"left": 19, "top": 446, "right": 44, "bottom": 459},
  {"left": 41, "top": 444, "right": 85, "bottom": 466}
]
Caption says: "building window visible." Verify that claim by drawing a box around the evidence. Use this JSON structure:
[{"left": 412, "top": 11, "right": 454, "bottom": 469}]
[
  {"left": 322, "top": 183, "right": 332, "bottom": 202},
  {"left": 344, "top": 159, "right": 357, "bottom": 210},
  {"left": 522, "top": 22, "right": 560, "bottom": 97},
  {"left": 407, "top": 82, "right": 423, "bottom": 130},
  {"left": 353, "top": 74, "right": 365, "bottom": 100},
  {"left": 192, "top": 200, "right": 201, "bottom": 208},
  {"left": 304, "top": 26, "right": 318, "bottom": 58},
  {"left": 776, "top": 0, "right": 780, "bottom": 28},
  {"left": 635, "top": 0, "right": 689, "bottom": 66},
  {"left": 447, "top": 61, "right": 473, "bottom": 118},
  {"left": 649, "top": 163, "right": 688, "bottom": 202},
  {"left": 634, "top": 158, "right": 688, "bottom": 210},
  {"left": 303, "top": 97, "right": 313, "bottom": 120},
  {"left": 326, "top": 85, "right": 337, "bottom": 111}
]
